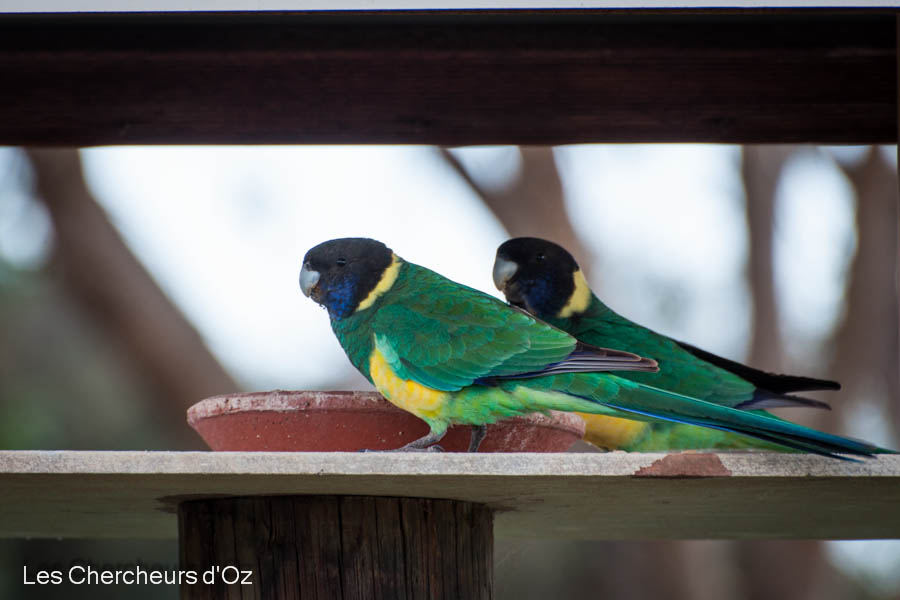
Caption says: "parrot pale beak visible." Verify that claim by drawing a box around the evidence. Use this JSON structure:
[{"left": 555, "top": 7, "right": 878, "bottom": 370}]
[
  {"left": 492, "top": 256, "right": 518, "bottom": 291},
  {"left": 299, "top": 263, "right": 320, "bottom": 297}
]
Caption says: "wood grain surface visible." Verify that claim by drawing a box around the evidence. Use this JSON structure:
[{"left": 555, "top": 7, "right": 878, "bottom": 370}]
[
  {"left": 179, "top": 496, "right": 493, "bottom": 600},
  {"left": 0, "top": 11, "right": 895, "bottom": 145}
]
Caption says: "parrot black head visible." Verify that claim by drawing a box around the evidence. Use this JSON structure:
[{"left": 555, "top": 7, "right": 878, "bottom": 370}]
[
  {"left": 493, "top": 237, "right": 590, "bottom": 320},
  {"left": 300, "top": 238, "right": 398, "bottom": 319}
]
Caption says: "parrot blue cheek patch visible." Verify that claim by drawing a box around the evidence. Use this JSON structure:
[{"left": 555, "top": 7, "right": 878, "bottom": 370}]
[
  {"left": 326, "top": 279, "right": 358, "bottom": 319},
  {"left": 525, "top": 277, "right": 556, "bottom": 315}
]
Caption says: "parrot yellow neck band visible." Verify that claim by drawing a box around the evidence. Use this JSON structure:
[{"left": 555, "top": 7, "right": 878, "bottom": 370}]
[
  {"left": 557, "top": 269, "right": 591, "bottom": 318},
  {"left": 356, "top": 253, "right": 402, "bottom": 312}
]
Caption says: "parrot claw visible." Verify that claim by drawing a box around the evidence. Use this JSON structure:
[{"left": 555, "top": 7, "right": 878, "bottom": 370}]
[
  {"left": 359, "top": 431, "right": 447, "bottom": 453},
  {"left": 393, "top": 444, "right": 444, "bottom": 452},
  {"left": 358, "top": 444, "right": 444, "bottom": 453}
]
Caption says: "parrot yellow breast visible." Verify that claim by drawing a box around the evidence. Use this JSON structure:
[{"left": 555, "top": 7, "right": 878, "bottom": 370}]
[
  {"left": 369, "top": 348, "right": 450, "bottom": 422},
  {"left": 576, "top": 412, "right": 648, "bottom": 450}
]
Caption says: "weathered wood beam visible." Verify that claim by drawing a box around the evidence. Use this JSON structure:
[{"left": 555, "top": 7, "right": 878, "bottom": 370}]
[
  {"left": 3, "top": 451, "right": 899, "bottom": 540},
  {"left": 0, "top": 11, "right": 895, "bottom": 145}
]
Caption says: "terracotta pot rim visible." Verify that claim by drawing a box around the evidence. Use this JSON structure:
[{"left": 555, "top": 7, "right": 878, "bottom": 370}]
[{"left": 187, "top": 390, "right": 585, "bottom": 436}]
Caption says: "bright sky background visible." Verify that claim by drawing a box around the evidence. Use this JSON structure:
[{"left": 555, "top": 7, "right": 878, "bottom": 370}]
[
  {"left": 1, "top": 143, "right": 898, "bottom": 587},
  {"left": 70, "top": 144, "right": 866, "bottom": 393},
  {"left": 77, "top": 144, "right": 758, "bottom": 390}
]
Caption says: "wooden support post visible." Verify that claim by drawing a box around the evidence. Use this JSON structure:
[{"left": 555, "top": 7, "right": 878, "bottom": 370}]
[{"left": 178, "top": 496, "right": 493, "bottom": 600}]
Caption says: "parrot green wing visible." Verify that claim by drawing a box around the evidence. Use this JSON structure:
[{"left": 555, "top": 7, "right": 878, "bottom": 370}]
[
  {"left": 578, "top": 309, "right": 754, "bottom": 405},
  {"left": 552, "top": 297, "right": 829, "bottom": 410},
  {"left": 372, "top": 264, "right": 652, "bottom": 392}
]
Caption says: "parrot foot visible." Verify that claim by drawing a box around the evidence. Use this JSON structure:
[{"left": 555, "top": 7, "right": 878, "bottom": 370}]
[
  {"left": 358, "top": 445, "right": 444, "bottom": 453},
  {"left": 359, "top": 431, "right": 446, "bottom": 453},
  {"left": 415, "top": 445, "right": 445, "bottom": 453},
  {"left": 468, "top": 425, "right": 487, "bottom": 453}
]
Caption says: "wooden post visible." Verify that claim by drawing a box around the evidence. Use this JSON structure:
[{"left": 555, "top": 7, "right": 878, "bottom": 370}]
[{"left": 179, "top": 496, "right": 493, "bottom": 600}]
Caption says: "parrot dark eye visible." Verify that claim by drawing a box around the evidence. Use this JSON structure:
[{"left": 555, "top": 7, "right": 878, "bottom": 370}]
[
  {"left": 335, "top": 257, "right": 347, "bottom": 267},
  {"left": 535, "top": 253, "right": 546, "bottom": 262}
]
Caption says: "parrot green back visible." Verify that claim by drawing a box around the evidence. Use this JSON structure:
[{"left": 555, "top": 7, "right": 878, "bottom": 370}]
[
  {"left": 327, "top": 260, "right": 690, "bottom": 436},
  {"left": 329, "top": 260, "right": 582, "bottom": 420},
  {"left": 546, "top": 295, "right": 755, "bottom": 405}
]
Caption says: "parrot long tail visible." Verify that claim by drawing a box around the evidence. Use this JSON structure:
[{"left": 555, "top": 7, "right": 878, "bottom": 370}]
[
  {"left": 519, "top": 373, "right": 889, "bottom": 459},
  {"left": 595, "top": 377, "right": 887, "bottom": 460}
]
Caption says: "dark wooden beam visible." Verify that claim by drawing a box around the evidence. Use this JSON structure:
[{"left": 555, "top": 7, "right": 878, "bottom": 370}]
[{"left": 0, "top": 11, "right": 896, "bottom": 145}]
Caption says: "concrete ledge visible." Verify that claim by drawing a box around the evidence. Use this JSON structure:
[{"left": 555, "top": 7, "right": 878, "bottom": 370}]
[{"left": 2, "top": 451, "right": 899, "bottom": 540}]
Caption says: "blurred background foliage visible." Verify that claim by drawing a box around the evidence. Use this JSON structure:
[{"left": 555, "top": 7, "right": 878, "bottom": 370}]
[{"left": 0, "top": 144, "right": 897, "bottom": 599}]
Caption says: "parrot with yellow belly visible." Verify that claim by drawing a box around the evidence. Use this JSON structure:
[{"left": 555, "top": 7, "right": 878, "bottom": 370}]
[
  {"left": 300, "top": 237, "right": 880, "bottom": 458},
  {"left": 491, "top": 237, "right": 879, "bottom": 453}
]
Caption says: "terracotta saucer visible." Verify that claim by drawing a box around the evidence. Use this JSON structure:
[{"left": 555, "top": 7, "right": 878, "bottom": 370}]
[{"left": 187, "top": 390, "right": 585, "bottom": 452}]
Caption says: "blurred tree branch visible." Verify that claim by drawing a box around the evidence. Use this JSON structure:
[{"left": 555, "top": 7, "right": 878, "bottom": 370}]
[
  {"left": 742, "top": 145, "right": 795, "bottom": 371},
  {"left": 830, "top": 147, "right": 900, "bottom": 434},
  {"left": 439, "top": 147, "right": 594, "bottom": 277},
  {"left": 738, "top": 145, "right": 851, "bottom": 600},
  {"left": 25, "top": 148, "right": 238, "bottom": 449}
]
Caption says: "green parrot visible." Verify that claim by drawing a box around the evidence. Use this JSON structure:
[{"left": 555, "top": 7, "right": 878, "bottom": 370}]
[
  {"left": 492, "top": 236, "right": 862, "bottom": 452},
  {"left": 300, "top": 237, "right": 880, "bottom": 457}
]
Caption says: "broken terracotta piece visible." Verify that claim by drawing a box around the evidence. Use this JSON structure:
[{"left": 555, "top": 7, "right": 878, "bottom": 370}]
[{"left": 188, "top": 390, "right": 584, "bottom": 452}]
